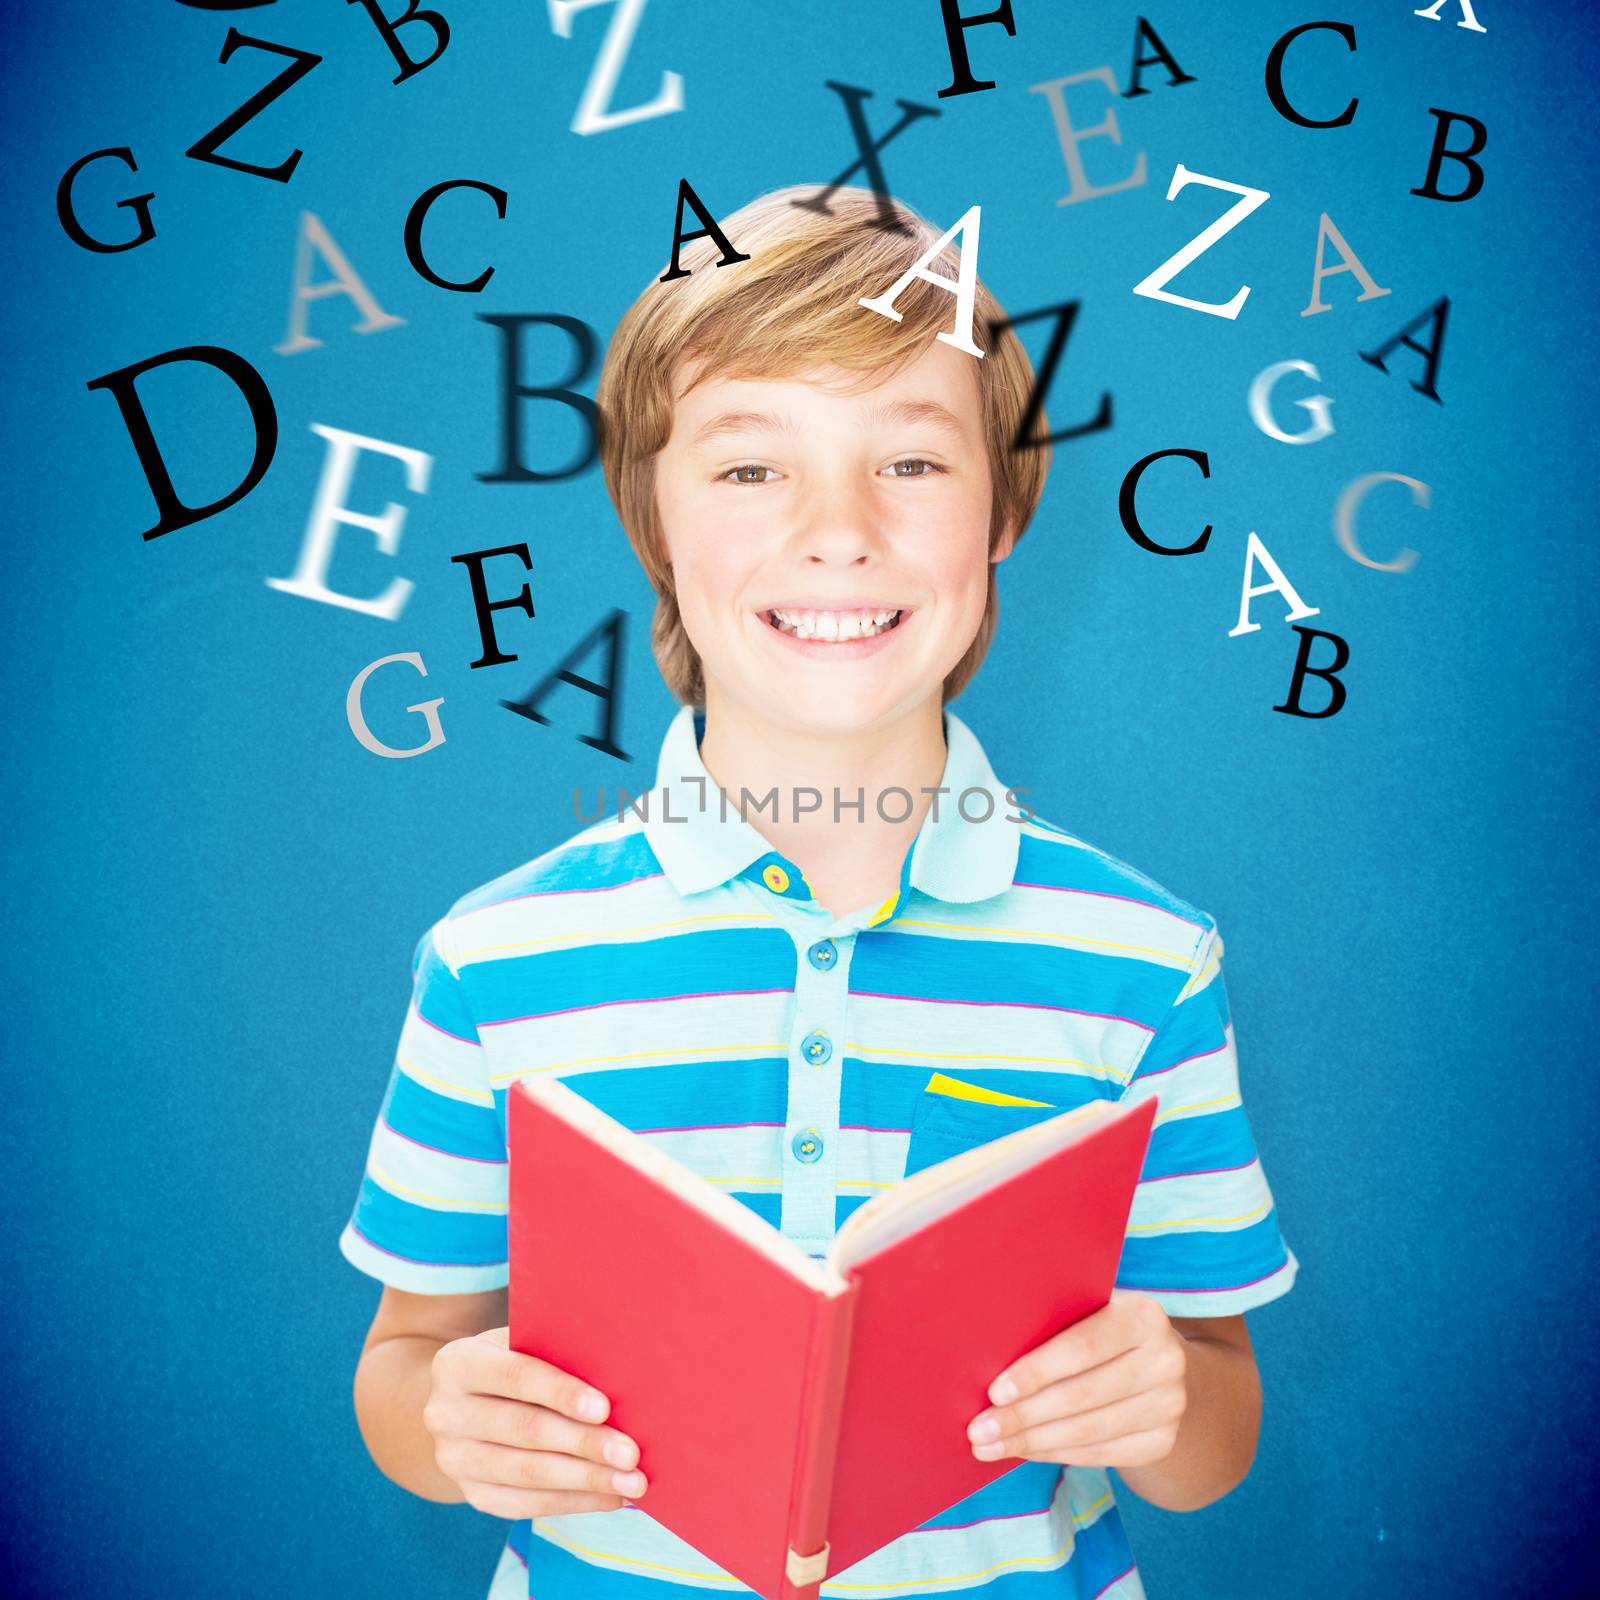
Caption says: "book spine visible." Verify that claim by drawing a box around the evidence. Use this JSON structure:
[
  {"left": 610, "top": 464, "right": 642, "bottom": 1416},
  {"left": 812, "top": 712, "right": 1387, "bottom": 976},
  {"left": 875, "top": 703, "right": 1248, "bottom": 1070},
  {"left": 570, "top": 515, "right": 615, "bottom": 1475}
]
[{"left": 782, "top": 1283, "right": 859, "bottom": 1600}]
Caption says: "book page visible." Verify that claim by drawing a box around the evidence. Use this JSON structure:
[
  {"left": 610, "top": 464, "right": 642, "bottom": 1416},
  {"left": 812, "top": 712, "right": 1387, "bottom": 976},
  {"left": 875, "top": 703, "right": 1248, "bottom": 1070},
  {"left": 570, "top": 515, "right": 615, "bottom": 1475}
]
[{"left": 825, "top": 1100, "right": 1118, "bottom": 1275}]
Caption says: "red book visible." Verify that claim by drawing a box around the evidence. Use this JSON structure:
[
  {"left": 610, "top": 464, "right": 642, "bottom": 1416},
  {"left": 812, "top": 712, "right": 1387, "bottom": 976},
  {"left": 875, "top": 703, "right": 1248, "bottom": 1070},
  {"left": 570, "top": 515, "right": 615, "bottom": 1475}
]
[{"left": 508, "top": 1079, "right": 1159, "bottom": 1600}]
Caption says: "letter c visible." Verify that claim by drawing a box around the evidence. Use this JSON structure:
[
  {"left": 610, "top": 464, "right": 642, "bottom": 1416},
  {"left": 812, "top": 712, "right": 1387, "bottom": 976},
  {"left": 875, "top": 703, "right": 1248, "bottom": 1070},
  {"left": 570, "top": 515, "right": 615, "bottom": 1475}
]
[
  {"left": 404, "top": 178, "right": 508, "bottom": 293},
  {"left": 1119, "top": 448, "right": 1212, "bottom": 555},
  {"left": 1334, "top": 472, "right": 1430, "bottom": 572},
  {"left": 346, "top": 651, "right": 447, "bottom": 757},
  {"left": 1248, "top": 359, "right": 1336, "bottom": 444},
  {"left": 1265, "top": 21, "right": 1358, "bottom": 129}
]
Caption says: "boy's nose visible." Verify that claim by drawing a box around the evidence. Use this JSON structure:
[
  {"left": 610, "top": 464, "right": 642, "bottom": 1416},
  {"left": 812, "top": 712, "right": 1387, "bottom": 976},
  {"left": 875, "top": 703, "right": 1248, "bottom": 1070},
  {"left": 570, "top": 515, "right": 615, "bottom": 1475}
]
[{"left": 793, "top": 475, "right": 886, "bottom": 560}]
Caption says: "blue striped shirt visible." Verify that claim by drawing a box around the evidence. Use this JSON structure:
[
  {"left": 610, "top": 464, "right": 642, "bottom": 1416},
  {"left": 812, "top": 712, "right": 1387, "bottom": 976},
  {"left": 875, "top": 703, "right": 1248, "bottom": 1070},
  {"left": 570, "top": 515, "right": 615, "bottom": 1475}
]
[{"left": 340, "top": 703, "right": 1299, "bottom": 1600}]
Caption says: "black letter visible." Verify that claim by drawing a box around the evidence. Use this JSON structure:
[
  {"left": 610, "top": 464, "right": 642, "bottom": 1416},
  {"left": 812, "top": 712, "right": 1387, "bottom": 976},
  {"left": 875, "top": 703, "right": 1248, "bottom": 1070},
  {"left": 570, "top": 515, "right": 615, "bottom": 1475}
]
[
  {"left": 345, "top": 0, "right": 449, "bottom": 85},
  {"left": 1124, "top": 17, "right": 1196, "bottom": 98},
  {"left": 1274, "top": 625, "right": 1349, "bottom": 719},
  {"left": 792, "top": 82, "right": 941, "bottom": 233},
  {"left": 56, "top": 148, "right": 155, "bottom": 253},
  {"left": 1359, "top": 296, "right": 1449, "bottom": 404},
  {"left": 935, "top": 0, "right": 1016, "bottom": 98},
  {"left": 405, "top": 179, "right": 506, "bottom": 292},
  {"left": 1264, "top": 21, "right": 1357, "bottom": 129},
  {"left": 451, "top": 543, "right": 535, "bottom": 668},
  {"left": 1119, "top": 448, "right": 1211, "bottom": 555},
  {"left": 501, "top": 608, "right": 630, "bottom": 760},
  {"left": 476, "top": 314, "right": 600, "bottom": 483},
  {"left": 987, "top": 300, "right": 1111, "bottom": 450},
  {"left": 184, "top": 29, "right": 322, "bottom": 182},
  {"left": 658, "top": 179, "right": 752, "bottom": 282},
  {"left": 1410, "top": 108, "right": 1486, "bottom": 203},
  {"left": 85, "top": 345, "right": 278, "bottom": 540}
]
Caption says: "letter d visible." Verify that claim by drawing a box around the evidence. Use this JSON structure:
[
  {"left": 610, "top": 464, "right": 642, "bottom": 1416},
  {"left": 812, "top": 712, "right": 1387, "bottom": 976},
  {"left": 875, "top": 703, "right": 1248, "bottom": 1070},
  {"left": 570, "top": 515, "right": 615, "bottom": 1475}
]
[{"left": 86, "top": 344, "right": 277, "bottom": 540}]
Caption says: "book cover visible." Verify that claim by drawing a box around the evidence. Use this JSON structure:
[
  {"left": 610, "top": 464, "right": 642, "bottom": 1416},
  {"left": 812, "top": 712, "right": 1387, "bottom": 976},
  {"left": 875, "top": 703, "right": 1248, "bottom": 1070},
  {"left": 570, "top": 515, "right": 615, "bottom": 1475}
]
[{"left": 508, "top": 1076, "right": 1158, "bottom": 1599}]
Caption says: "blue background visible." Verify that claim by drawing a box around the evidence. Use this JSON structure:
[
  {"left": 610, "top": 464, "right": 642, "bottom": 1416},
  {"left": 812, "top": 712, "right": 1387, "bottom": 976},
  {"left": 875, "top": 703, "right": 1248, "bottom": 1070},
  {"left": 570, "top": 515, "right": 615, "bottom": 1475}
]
[{"left": 5, "top": 1, "right": 1596, "bottom": 1596}]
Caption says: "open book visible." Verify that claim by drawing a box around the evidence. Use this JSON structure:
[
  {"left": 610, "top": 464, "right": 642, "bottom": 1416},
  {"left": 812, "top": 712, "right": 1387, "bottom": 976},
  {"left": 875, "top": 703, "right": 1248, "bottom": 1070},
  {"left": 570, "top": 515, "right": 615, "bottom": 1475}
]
[{"left": 508, "top": 1076, "right": 1159, "bottom": 1600}]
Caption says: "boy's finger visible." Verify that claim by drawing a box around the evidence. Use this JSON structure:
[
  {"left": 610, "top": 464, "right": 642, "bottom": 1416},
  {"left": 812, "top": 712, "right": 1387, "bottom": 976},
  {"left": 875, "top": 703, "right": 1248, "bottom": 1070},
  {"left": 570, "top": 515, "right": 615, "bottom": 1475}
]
[
  {"left": 493, "top": 1347, "right": 609, "bottom": 1424},
  {"left": 462, "top": 1394, "right": 639, "bottom": 1468},
  {"left": 465, "top": 1440, "right": 647, "bottom": 1500}
]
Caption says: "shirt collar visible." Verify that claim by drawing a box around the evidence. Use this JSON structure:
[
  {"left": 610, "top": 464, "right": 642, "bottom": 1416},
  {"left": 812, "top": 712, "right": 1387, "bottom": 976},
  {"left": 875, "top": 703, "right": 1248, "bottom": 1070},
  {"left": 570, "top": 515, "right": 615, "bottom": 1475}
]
[{"left": 640, "top": 703, "right": 1020, "bottom": 918}]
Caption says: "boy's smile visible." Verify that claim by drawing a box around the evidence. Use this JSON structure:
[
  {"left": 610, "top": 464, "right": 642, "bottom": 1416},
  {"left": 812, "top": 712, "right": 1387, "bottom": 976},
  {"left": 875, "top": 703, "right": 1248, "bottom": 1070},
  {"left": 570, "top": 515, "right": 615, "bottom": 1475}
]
[{"left": 653, "top": 338, "right": 1015, "bottom": 736}]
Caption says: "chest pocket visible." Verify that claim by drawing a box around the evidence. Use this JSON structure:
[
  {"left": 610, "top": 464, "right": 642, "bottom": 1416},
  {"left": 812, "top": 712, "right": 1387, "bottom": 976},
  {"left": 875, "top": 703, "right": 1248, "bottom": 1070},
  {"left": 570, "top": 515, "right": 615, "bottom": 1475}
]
[{"left": 902, "top": 1072, "right": 1070, "bottom": 1180}]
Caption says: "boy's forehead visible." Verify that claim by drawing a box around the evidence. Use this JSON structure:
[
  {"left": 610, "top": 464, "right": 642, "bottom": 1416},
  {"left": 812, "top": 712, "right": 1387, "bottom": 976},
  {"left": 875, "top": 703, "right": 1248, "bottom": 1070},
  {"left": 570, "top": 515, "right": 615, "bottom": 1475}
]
[{"left": 667, "top": 344, "right": 981, "bottom": 431}]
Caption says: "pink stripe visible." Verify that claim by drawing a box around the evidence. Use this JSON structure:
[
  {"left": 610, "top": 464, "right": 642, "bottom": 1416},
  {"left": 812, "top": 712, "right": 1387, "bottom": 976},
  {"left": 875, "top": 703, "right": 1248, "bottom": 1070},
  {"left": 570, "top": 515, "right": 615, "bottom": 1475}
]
[
  {"left": 466, "top": 869, "right": 667, "bottom": 914},
  {"left": 349, "top": 1223, "right": 499, "bottom": 1270},
  {"left": 481, "top": 987, "right": 791, "bottom": 1028},
  {"left": 852, "top": 988, "right": 1155, "bottom": 1033},
  {"left": 415, "top": 1008, "right": 478, "bottom": 1046},
  {"left": 1138, "top": 1158, "right": 1256, "bottom": 1184},
  {"left": 1134, "top": 1042, "right": 1226, "bottom": 1080},
  {"left": 382, "top": 1116, "right": 506, "bottom": 1165},
  {"left": 914, "top": 1504, "right": 1046, "bottom": 1534},
  {"left": 1144, "top": 1260, "right": 1290, "bottom": 1294},
  {"left": 1015, "top": 878, "right": 1208, "bottom": 931},
  {"left": 1091, "top": 1561, "right": 1138, "bottom": 1599},
  {"left": 636, "top": 1119, "right": 783, "bottom": 1135}
]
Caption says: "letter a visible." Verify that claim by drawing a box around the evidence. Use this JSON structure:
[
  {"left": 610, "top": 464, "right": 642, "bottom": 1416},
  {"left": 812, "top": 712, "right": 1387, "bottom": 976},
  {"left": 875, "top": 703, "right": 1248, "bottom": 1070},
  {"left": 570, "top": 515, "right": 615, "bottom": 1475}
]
[
  {"left": 1132, "top": 164, "right": 1270, "bottom": 320},
  {"left": 1413, "top": 0, "right": 1486, "bottom": 34},
  {"left": 859, "top": 203, "right": 984, "bottom": 357},
  {"left": 275, "top": 211, "right": 405, "bottom": 355},
  {"left": 1300, "top": 213, "right": 1391, "bottom": 317},
  {"left": 1228, "top": 531, "right": 1320, "bottom": 636}
]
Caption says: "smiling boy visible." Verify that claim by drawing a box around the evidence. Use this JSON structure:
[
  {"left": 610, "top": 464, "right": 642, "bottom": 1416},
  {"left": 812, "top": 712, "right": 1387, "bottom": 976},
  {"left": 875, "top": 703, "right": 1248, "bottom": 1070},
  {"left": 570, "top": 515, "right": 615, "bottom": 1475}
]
[{"left": 341, "top": 186, "right": 1298, "bottom": 1600}]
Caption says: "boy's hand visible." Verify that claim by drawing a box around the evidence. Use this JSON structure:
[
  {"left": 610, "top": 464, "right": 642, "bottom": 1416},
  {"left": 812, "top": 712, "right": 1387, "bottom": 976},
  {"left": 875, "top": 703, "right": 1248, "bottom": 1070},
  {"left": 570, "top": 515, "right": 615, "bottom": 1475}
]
[
  {"left": 965, "top": 1290, "right": 1187, "bottom": 1470},
  {"left": 424, "top": 1326, "right": 648, "bottom": 1518}
]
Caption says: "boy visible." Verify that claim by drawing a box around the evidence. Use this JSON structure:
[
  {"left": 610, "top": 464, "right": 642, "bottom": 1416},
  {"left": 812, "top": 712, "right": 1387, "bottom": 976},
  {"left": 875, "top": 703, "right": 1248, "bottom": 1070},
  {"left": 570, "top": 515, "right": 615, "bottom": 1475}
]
[{"left": 341, "top": 185, "right": 1298, "bottom": 1600}]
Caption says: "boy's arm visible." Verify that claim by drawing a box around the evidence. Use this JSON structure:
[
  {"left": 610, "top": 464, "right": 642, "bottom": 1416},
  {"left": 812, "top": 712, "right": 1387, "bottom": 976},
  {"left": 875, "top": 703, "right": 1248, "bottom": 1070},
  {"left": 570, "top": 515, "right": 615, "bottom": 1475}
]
[
  {"left": 1114, "top": 1313, "right": 1262, "bottom": 1514},
  {"left": 354, "top": 1284, "right": 508, "bottom": 1504}
]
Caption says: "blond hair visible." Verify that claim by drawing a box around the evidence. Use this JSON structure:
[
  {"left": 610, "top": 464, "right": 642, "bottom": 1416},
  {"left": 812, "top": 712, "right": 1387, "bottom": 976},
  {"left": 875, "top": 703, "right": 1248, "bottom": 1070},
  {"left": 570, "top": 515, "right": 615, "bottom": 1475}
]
[{"left": 595, "top": 185, "right": 1051, "bottom": 706}]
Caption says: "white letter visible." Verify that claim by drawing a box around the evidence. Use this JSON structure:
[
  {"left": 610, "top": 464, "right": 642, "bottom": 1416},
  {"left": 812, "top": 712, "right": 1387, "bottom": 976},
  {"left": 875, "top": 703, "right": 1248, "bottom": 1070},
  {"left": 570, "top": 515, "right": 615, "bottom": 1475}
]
[
  {"left": 547, "top": 0, "right": 683, "bottom": 135},
  {"left": 266, "top": 423, "right": 430, "bottom": 619},
  {"left": 1027, "top": 67, "right": 1147, "bottom": 207},
  {"left": 1248, "top": 359, "right": 1336, "bottom": 445},
  {"left": 1300, "top": 213, "right": 1392, "bottom": 317},
  {"left": 858, "top": 203, "right": 984, "bottom": 358},
  {"left": 1132, "top": 164, "right": 1271, "bottom": 320},
  {"left": 1228, "top": 531, "right": 1321, "bottom": 637},
  {"left": 346, "top": 652, "right": 446, "bottom": 758},
  {"left": 1413, "top": 0, "right": 1486, "bottom": 34},
  {"left": 274, "top": 211, "right": 405, "bottom": 357},
  {"left": 1334, "top": 472, "right": 1430, "bottom": 573}
]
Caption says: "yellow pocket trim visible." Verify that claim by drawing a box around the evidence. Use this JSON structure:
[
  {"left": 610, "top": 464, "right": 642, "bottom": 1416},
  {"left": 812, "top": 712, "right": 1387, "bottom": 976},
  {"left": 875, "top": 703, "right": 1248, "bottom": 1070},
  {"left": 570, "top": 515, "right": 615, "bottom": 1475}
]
[{"left": 922, "top": 1071, "right": 1051, "bottom": 1108}]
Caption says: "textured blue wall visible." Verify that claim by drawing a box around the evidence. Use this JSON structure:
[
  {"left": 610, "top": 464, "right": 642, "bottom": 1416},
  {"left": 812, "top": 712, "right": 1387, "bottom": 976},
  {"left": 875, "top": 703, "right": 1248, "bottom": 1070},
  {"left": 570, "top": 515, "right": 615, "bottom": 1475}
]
[{"left": 5, "top": 2, "right": 1596, "bottom": 1596}]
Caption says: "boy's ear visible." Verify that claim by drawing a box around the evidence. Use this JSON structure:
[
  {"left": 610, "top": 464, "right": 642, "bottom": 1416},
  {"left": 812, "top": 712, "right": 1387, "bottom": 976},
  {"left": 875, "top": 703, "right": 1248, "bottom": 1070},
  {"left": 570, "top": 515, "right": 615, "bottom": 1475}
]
[{"left": 991, "top": 516, "right": 1018, "bottom": 564}]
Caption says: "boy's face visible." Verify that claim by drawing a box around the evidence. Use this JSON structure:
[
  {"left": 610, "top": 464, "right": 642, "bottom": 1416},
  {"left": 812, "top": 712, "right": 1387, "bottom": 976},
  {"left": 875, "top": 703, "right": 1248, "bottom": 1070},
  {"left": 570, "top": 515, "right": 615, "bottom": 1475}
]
[{"left": 653, "top": 338, "right": 1016, "bottom": 736}]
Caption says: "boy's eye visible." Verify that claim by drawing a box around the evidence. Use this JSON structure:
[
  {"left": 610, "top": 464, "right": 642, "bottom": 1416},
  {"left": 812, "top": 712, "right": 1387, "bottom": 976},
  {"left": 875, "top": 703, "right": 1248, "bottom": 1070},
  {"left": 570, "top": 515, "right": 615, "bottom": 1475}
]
[
  {"left": 884, "top": 458, "right": 944, "bottom": 478},
  {"left": 722, "top": 464, "right": 780, "bottom": 485}
]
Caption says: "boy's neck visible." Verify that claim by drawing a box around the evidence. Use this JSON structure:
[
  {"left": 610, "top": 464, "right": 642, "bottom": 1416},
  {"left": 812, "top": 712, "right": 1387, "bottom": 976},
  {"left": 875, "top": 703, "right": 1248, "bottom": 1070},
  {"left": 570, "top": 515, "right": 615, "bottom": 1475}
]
[{"left": 694, "top": 689, "right": 950, "bottom": 912}]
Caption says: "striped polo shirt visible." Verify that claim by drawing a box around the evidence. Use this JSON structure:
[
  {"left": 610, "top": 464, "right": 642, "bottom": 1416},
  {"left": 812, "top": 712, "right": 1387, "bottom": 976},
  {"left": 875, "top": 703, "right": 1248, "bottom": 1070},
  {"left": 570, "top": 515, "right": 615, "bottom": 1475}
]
[{"left": 340, "top": 702, "right": 1299, "bottom": 1600}]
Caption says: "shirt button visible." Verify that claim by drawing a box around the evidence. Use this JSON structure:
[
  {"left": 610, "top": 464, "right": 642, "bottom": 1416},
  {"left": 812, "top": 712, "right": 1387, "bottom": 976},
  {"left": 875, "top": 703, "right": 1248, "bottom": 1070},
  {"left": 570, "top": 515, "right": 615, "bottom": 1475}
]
[
  {"left": 763, "top": 863, "right": 791, "bottom": 893},
  {"left": 806, "top": 939, "right": 837, "bottom": 971},
  {"left": 801, "top": 1029, "right": 833, "bottom": 1066},
  {"left": 791, "top": 1127, "right": 824, "bottom": 1163}
]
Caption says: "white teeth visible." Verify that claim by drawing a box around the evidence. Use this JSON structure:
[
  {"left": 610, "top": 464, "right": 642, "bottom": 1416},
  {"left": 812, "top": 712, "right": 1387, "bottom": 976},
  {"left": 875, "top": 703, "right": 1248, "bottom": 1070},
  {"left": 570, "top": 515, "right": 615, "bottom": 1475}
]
[{"left": 768, "top": 607, "right": 902, "bottom": 641}]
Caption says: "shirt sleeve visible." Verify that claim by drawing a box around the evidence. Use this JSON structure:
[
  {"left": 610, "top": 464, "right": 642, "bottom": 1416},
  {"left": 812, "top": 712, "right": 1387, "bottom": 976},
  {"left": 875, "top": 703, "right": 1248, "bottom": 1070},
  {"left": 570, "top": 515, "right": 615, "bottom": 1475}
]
[
  {"left": 1114, "top": 922, "right": 1298, "bottom": 1318},
  {"left": 337, "top": 915, "right": 509, "bottom": 1294}
]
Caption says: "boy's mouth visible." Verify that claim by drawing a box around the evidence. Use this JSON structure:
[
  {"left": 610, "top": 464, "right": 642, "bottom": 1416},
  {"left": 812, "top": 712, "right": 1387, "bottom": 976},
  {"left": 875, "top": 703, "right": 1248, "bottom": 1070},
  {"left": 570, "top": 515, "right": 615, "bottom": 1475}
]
[{"left": 761, "top": 606, "right": 908, "bottom": 642}]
